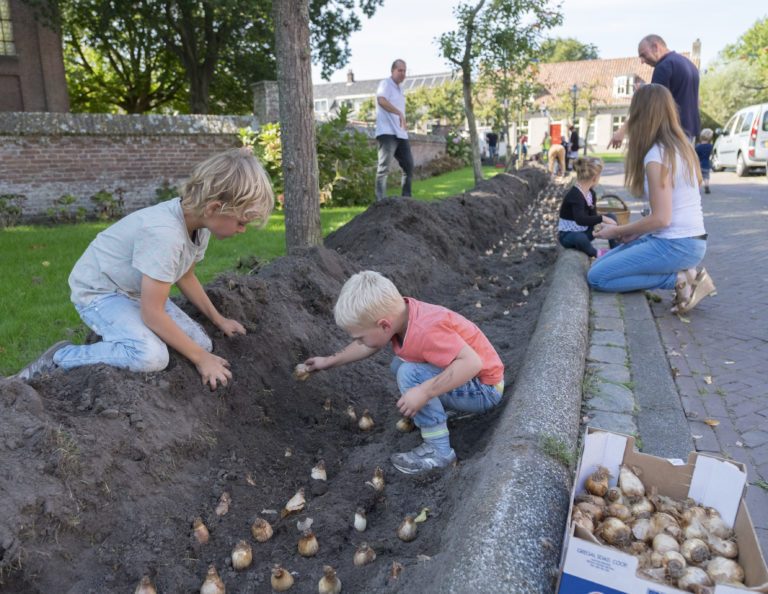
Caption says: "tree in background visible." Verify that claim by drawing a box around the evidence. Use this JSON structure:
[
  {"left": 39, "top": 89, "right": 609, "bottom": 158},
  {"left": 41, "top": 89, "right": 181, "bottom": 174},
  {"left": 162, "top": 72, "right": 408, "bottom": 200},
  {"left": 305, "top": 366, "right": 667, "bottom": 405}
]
[
  {"left": 439, "top": 0, "right": 562, "bottom": 184},
  {"left": 274, "top": 0, "right": 322, "bottom": 253},
  {"left": 701, "top": 18, "right": 768, "bottom": 127},
  {"left": 25, "top": 0, "right": 383, "bottom": 114},
  {"left": 405, "top": 79, "right": 465, "bottom": 131},
  {"left": 550, "top": 80, "right": 600, "bottom": 155},
  {"left": 539, "top": 37, "right": 599, "bottom": 63}
]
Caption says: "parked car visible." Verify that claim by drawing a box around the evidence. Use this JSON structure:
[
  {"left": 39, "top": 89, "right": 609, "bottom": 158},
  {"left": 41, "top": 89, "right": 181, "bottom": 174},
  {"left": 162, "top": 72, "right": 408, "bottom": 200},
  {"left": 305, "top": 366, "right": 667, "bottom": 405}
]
[{"left": 711, "top": 103, "right": 768, "bottom": 176}]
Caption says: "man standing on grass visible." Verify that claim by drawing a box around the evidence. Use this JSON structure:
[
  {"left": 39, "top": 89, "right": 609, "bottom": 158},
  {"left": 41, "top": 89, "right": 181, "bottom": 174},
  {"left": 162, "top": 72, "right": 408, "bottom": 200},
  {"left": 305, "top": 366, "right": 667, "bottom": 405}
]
[
  {"left": 375, "top": 59, "right": 414, "bottom": 201},
  {"left": 610, "top": 34, "right": 700, "bottom": 147}
]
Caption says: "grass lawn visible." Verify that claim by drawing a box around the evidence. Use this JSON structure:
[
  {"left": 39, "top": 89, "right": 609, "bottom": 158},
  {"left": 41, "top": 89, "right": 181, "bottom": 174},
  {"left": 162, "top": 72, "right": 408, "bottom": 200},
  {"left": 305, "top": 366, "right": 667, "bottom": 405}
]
[
  {"left": 0, "top": 165, "right": 499, "bottom": 375},
  {"left": 589, "top": 151, "right": 626, "bottom": 163}
]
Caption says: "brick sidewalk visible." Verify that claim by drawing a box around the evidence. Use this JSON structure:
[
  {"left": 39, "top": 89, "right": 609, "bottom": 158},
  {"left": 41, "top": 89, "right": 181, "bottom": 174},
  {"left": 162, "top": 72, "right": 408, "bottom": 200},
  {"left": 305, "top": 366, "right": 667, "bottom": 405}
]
[{"left": 596, "top": 165, "right": 768, "bottom": 554}]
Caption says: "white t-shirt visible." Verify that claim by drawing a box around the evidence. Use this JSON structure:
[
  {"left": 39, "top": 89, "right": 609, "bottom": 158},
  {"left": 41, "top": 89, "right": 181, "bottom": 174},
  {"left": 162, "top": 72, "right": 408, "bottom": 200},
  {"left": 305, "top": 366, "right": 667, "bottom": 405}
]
[
  {"left": 375, "top": 77, "right": 408, "bottom": 140},
  {"left": 644, "top": 144, "right": 705, "bottom": 239},
  {"left": 69, "top": 198, "right": 210, "bottom": 306}
]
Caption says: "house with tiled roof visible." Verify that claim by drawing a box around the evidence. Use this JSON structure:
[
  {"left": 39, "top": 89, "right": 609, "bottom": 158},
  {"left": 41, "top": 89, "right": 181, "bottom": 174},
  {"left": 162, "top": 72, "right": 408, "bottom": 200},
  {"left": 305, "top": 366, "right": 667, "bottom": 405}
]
[
  {"left": 522, "top": 40, "right": 701, "bottom": 154},
  {"left": 312, "top": 69, "right": 456, "bottom": 121}
]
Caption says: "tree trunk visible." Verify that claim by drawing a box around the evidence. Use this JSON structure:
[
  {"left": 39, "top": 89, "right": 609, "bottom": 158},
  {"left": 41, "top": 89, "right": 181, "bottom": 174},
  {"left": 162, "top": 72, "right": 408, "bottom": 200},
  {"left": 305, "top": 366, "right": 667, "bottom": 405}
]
[
  {"left": 274, "top": 0, "right": 322, "bottom": 254},
  {"left": 461, "top": 66, "right": 484, "bottom": 185}
]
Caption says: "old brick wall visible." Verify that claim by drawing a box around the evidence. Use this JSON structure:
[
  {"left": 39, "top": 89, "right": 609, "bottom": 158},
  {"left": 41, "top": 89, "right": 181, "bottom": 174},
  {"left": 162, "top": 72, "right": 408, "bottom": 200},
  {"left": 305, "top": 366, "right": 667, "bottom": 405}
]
[{"left": 0, "top": 113, "right": 256, "bottom": 218}]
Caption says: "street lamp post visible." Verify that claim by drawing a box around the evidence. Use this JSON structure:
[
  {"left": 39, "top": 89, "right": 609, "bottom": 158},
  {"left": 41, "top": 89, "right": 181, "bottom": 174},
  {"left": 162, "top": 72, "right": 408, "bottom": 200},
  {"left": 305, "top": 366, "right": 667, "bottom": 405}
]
[{"left": 570, "top": 83, "right": 578, "bottom": 125}]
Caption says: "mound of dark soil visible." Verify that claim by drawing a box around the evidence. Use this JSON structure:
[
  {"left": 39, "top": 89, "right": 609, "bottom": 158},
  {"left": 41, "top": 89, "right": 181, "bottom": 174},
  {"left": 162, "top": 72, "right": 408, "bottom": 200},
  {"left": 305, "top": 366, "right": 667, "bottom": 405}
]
[{"left": 0, "top": 170, "right": 563, "bottom": 593}]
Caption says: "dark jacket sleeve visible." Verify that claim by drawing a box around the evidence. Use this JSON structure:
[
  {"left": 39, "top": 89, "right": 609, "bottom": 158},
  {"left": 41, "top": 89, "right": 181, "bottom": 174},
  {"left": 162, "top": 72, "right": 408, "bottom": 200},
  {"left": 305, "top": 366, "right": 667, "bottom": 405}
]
[{"left": 559, "top": 187, "right": 602, "bottom": 227}]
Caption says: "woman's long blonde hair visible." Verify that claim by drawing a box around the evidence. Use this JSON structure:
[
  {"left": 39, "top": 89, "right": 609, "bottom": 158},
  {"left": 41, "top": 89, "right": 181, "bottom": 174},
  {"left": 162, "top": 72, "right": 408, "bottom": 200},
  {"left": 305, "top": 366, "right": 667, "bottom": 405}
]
[{"left": 624, "top": 84, "right": 701, "bottom": 196}]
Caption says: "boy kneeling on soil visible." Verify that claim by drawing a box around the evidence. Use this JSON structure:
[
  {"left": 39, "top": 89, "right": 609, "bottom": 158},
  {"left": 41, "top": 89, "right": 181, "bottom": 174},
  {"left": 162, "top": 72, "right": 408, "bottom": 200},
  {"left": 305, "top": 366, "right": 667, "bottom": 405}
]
[
  {"left": 12, "top": 148, "right": 274, "bottom": 389},
  {"left": 303, "top": 270, "right": 505, "bottom": 474}
]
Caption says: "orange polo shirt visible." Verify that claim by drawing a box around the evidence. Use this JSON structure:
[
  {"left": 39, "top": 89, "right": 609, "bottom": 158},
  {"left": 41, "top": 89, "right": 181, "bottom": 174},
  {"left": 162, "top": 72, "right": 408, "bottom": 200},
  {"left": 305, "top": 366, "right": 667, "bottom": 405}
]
[{"left": 391, "top": 298, "right": 504, "bottom": 385}]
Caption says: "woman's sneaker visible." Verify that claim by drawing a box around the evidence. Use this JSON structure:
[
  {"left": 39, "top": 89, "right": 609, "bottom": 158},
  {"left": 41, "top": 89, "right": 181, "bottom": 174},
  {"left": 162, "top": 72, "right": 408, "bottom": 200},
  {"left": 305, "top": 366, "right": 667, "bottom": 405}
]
[{"left": 390, "top": 442, "right": 456, "bottom": 474}]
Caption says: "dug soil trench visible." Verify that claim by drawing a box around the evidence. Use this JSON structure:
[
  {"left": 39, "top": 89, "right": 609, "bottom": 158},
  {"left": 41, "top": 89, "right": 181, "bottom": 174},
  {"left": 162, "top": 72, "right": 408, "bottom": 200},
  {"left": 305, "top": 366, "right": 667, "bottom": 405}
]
[{"left": 0, "top": 169, "right": 562, "bottom": 593}]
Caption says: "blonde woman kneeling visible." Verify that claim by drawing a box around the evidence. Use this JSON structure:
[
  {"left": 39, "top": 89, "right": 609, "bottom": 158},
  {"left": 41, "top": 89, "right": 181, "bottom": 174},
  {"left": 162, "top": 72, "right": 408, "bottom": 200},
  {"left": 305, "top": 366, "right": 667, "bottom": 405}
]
[{"left": 588, "top": 84, "right": 715, "bottom": 314}]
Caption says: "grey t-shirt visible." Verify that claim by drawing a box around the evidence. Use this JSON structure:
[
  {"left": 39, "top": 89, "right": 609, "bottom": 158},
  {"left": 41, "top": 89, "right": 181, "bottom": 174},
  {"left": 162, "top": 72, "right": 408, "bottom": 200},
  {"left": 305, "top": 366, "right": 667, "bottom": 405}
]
[{"left": 69, "top": 198, "right": 210, "bottom": 305}]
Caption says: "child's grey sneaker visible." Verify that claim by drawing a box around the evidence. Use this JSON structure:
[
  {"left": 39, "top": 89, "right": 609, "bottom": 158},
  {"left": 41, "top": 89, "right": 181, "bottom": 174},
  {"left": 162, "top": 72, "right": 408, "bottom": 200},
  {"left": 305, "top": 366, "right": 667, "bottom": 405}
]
[
  {"left": 10, "top": 341, "right": 72, "bottom": 382},
  {"left": 390, "top": 442, "right": 457, "bottom": 475}
]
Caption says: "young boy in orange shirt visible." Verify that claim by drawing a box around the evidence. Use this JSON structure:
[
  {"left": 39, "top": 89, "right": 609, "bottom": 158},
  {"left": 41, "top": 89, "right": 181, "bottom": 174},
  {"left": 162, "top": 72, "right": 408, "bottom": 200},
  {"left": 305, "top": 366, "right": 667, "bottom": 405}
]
[{"left": 304, "top": 270, "right": 505, "bottom": 474}]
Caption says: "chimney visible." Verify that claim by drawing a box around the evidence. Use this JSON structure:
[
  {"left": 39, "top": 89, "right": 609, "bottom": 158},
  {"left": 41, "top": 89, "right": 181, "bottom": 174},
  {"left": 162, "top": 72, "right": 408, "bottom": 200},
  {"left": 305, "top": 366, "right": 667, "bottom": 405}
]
[
  {"left": 346, "top": 69, "right": 355, "bottom": 84},
  {"left": 691, "top": 38, "right": 701, "bottom": 69}
]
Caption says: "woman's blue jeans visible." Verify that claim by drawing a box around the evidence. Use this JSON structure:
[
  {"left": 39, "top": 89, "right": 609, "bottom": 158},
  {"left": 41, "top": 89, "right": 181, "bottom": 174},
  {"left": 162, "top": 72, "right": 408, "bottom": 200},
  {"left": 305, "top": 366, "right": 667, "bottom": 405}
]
[
  {"left": 390, "top": 357, "right": 503, "bottom": 430},
  {"left": 53, "top": 293, "right": 212, "bottom": 372},
  {"left": 587, "top": 235, "right": 706, "bottom": 293}
]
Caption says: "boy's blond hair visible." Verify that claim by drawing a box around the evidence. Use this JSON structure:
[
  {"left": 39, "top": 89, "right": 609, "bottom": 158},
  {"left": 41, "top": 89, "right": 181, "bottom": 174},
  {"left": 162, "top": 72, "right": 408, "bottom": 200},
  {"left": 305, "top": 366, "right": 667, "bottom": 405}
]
[
  {"left": 334, "top": 270, "right": 403, "bottom": 329},
  {"left": 181, "top": 147, "right": 274, "bottom": 228},
  {"left": 699, "top": 128, "right": 713, "bottom": 142}
]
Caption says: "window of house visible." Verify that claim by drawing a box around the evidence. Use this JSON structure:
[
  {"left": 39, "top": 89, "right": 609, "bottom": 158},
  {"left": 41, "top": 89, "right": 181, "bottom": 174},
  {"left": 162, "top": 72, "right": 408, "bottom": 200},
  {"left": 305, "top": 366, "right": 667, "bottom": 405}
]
[
  {"left": 612, "top": 75, "right": 634, "bottom": 98},
  {"left": 587, "top": 120, "right": 597, "bottom": 145},
  {"left": 612, "top": 115, "right": 627, "bottom": 133},
  {"left": 314, "top": 99, "right": 328, "bottom": 112},
  {"left": 0, "top": 0, "right": 15, "bottom": 55}
]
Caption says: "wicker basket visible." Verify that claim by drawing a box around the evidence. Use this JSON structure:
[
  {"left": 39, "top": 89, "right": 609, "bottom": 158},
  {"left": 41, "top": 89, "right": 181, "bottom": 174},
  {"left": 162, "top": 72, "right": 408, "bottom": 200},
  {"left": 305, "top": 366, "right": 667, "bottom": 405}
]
[{"left": 596, "top": 193, "right": 630, "bottom": 225}]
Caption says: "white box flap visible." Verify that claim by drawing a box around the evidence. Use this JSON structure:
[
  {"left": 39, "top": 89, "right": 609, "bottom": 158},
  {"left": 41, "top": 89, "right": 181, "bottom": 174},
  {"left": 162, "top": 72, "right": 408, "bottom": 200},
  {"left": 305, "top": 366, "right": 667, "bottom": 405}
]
[
  {"left": 689, "top": 455, "right": 746, "bottom": 528},
  {"left": 576, "top": 431, "right": 627, "bottom": 493}
]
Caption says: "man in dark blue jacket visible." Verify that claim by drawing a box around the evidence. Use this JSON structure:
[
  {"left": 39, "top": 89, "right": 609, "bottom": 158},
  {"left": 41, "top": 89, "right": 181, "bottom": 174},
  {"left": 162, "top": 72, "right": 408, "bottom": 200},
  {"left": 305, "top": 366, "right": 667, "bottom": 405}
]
[{"left": 610, "top": 34, "right": 700, "bottom": 147}]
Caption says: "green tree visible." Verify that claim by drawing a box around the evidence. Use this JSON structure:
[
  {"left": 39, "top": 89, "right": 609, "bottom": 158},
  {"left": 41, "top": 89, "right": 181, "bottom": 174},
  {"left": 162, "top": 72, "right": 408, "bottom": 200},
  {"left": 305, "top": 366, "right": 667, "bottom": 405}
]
[
  {"left": 700, "top": 59, "right": 767, "bottom": 126},
  {"left": 550, "top": 80, "right": 600, "bottom": 155},
  {"left": 723, "top": 17, "right": 768, "bottom": 86},
  {"left": 539, "top": 37, "right": 599, "bottom": 63},
  {"left": 25, "top": 0, "right": 383, "bottom": 114}
]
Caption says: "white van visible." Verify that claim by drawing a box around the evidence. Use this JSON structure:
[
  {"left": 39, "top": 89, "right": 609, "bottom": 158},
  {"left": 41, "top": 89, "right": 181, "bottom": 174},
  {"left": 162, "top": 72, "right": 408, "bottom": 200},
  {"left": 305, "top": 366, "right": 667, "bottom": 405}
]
[{"left": 711, "top": 103, "right": 768, "bottom": 176}]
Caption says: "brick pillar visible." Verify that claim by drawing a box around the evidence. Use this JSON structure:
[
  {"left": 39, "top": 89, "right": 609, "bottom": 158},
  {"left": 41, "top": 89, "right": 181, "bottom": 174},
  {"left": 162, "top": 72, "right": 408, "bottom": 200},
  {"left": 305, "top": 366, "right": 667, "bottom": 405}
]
[{"left": 252, "top": 81, "right": 280, "bottom": 124}]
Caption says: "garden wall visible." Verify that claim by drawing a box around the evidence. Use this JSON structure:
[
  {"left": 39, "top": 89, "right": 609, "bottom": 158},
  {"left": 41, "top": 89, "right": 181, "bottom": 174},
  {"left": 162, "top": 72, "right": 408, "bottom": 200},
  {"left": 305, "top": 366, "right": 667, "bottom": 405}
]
[{"left": 0, "top": 113, "right": 447, "bottom": 220}]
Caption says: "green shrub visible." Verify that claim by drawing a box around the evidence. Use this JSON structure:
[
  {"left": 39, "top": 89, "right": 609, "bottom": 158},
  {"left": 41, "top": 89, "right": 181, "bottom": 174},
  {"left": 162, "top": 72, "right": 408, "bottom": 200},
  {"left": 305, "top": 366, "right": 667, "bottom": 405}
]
[
  {"left": 239, "top": 105, "right": 376, "bottom": 208},
  {"left": 47, "top": 193, "right": 87, "bottom": 224},
  {"left": 155, "top": 180, "right": 178, "bottom": 203},
  {"left": 91, "top": 188, "right": 125, "bottom": 220},
  {"left": 0, "top": 193, "right": 26, "bottom": 227},
  {"left": 445, "top": 130, "right": 472, "bottom": 165}
]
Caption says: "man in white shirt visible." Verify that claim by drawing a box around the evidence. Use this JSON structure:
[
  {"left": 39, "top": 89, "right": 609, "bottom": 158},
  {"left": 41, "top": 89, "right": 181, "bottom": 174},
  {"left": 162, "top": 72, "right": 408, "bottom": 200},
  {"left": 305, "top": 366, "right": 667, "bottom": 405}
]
[{"left": 375, "top": 59, "right": 414, "bottom": 201}]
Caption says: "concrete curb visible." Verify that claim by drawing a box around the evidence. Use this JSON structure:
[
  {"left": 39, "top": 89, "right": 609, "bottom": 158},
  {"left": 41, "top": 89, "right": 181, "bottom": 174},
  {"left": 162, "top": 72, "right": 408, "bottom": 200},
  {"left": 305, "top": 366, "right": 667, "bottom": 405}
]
[{"left": 426, "top": 249, "right": 591, "bottom": 593}]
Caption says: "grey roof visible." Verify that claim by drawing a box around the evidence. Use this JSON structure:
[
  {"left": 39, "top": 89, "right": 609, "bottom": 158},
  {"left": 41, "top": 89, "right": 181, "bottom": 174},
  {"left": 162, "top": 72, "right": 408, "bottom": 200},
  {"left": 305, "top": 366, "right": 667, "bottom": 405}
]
[{"left": 313, "top": 72, "right": 456, "bottom": 102}]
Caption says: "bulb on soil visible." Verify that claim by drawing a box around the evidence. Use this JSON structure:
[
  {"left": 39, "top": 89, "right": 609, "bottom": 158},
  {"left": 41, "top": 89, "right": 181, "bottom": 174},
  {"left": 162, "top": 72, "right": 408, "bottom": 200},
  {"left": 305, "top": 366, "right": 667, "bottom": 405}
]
[
  {"left": 215, "top": 492, "right": 231, "bottom": 517},
  {"left": 231, "top": 540, "right": 253, "bottom": 570},
  {"left": 706, "top": 556, "right": 745, "bottom": 584},
  {"left": 251, "top": 517, "right": 274, "bottom": 542},
  {"left": 284, "top": 447, "right": 293, "bottom": 458},
  {"left": 318, "top": 565, "right": 341, "bottom": 594},
  {"left": 680, "top": 538, "right": 710, "bottom": 564},
  {"left": 396, "top": 417, "right": 415, "bottom": 432},
  {"left": 366, "top": 466, "right": 385, "bottom": 492},
  {"left": 193, "top": 517, "right": 210, "bottom": 544},
  {"left": 323, "top": 398, "right": 332, "bottom": 411},
  {"left": 201, "top": 565, "right": 225, "bottom": 594},
  {"left": 358, "top": 410, "right": 374, "bottom": 431},
  {"left": 354, "top": 508, "right": 367, "bottom": 532},
  {"left": 346, "top": 406, "right": 357, "bottom": 424},
  {"left": 413, "top": 507, "right": 430, "bottom": 523},
  {"left": 585, "top": 466, "right": 610, "bottom": 496},
  {"left": 677, "top": 566, "right": 713, "bottom": 591},
  {"left": 271, "top": 565, "right": 294, "bottom": 592},
  {"left": 353, "top": 543, "right": 376, "bottom": 567},
  {"left": 397, "top": 515, "right": 418, "bottom": 542},
  {"left": 298, "top": 531, "right": 319, "bottom": 557},
  {"left": 293, "top": 363, "right": 311, "bottom": 381},
  {"left": 388, "top": 561, "right": 404, "bottom": 582},
  {"left": 618, "top": 465, "right": 645, "bottom": 498},
  {"left": 134, "top": 576, "right": 157, "bottom": 594},
  {"left": 297, "top": 517, "right": 314, "bottom": 532},
  {"left": 311, "top": 460, "right": 327, "bottom": 481},
  {"left": 281, "top": 488, "right": 306, "bottom": 518}
]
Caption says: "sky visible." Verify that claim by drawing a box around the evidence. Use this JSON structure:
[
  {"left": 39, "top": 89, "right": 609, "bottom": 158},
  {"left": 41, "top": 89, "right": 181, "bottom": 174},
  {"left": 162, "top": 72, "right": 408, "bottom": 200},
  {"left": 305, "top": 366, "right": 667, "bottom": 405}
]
[{"left": 311, "top": 0, "right": 766, "bottom": 84}]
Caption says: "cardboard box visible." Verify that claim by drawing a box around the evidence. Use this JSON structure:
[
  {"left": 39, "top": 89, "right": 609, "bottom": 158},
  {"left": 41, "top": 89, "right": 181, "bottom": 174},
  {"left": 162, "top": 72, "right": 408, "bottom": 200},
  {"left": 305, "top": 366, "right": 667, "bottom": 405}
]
[{"left": 557, "top": 428, "right": 768, "bottom": 594}]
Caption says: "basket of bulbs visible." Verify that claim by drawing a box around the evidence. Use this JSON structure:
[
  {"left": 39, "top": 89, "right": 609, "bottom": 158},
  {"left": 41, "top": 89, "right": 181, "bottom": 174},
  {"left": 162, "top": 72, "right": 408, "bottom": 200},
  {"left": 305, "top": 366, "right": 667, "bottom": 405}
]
[{"left": 557, "top": 429, "right": 768, "bottom": 594}]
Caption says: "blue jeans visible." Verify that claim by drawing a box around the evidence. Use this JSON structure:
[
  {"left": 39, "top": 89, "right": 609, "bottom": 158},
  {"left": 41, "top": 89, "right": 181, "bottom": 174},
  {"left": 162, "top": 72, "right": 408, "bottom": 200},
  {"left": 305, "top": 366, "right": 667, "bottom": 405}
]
[
  {"left": 375, "top": 135, "right": 413, "bottom": 200},
  {"left": 587, "top": 235, "right": 706, "bottom": 293},
  {"left": 53, "top": 293, "right": 212, "bottom": 372},
  {"left": 390, "top": 357, "right": 503, "bottom": 429},
  {"left": 559, "top": 229, "right": 598, "bottom": 257}
]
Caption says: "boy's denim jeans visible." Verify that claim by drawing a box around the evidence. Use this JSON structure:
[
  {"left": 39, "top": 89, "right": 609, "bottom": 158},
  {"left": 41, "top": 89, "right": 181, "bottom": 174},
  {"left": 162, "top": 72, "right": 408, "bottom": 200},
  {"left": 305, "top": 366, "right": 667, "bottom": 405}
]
[
  {"left": 587, "top": 235, "right": 706, "bottom": 293},
  {"left": 390, "top": 357, "right": 503, "bottom": 429},
  {"left": 53, "top": 293, "right": 212, "bottom": 372}
]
